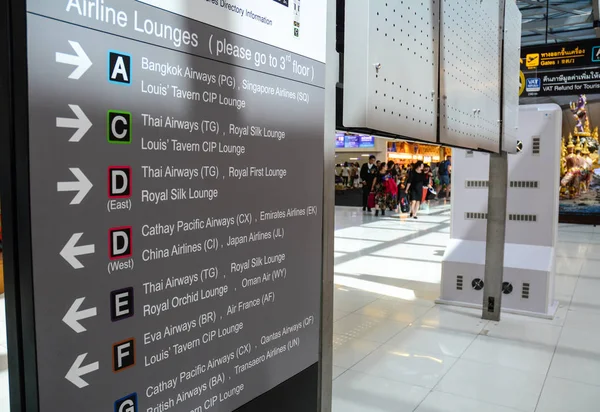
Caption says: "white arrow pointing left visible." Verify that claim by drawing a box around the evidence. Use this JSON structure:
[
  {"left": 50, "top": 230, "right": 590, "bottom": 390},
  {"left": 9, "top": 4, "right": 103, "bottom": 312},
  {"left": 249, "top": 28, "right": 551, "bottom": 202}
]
[
  {"left": 60, "top": 233, "right": 95, "bottom": 269},
  {"left": 55, "top": 40, "right": 93, "bottom": 80},
  {"left": 57, "top": 168, "right": 93, "bottom": 205},
  {"left": 63, "top": 297, "right": 97, "bottom": 334},
  {"left": 66, "top": 353, "right": 99, "bottom": 389}
]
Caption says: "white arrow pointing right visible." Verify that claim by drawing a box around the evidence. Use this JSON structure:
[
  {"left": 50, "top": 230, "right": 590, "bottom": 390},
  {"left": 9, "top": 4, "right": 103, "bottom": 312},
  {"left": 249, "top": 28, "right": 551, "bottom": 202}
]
[
  {"left": 63, "top": 297, "right": 97, "bottom": 334},
  {"left": 60, "top": 233, "right": 95, "bottom": 269},
  {"left": 66, "top": 353, "right": 99, "bottom": 389},
  {"left": 56, "top": 105, "right": 93, "bottom": 143},
  {"left": 57, "top": 168, "right": 93, "bottom": 205},
  {"left": 55, "top": 40, "right": 93, "bottom": 80}
]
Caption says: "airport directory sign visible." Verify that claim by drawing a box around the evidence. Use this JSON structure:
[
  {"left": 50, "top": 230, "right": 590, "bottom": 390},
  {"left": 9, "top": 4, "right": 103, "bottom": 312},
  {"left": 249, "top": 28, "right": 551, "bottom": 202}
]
[
  {"left": 344, "top": 135, "right": 360, "bottom": 148},
  {"left": 335, "top": 134, "right": 375, "bottom": 149},
  {"left": 521, "top": 39, "right": 600, "bottom": 72},
  {"left": 15, "top": 0, "right": 326, "bottom": 411},
  {"left": 358, "top": 135, "right": 375, "bottom": 148},
  {"left": 520, "top": 39, "right": 600, "bottom": 97},
  {"left": 521, "top": 67, "right": 600, "bottom": 97}
]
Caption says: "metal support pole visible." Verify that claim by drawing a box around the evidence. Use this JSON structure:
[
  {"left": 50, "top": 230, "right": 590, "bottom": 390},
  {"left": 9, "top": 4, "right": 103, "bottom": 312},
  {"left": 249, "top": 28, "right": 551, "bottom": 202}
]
[
  {"left": 481, "top": 0, "right": 508, "bottom": 322},
  {"left": 482, "top": 151, "right": 508, "bottom": 321}
]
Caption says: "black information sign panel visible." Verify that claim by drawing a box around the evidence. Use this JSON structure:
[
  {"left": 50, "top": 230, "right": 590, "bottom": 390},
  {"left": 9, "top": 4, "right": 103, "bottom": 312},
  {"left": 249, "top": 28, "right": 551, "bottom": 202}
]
[
  {"left": 520, "top": 39, "right": 600, "bottom": 98},
  {"left": 521, "top": 67, "right": 600, "bottom": 97},
  {"left": 521, "top": 39, "right": 600, "bottom": 72},
  {"left": 2, "top": 0, "right": 327, "bottom": 411}
]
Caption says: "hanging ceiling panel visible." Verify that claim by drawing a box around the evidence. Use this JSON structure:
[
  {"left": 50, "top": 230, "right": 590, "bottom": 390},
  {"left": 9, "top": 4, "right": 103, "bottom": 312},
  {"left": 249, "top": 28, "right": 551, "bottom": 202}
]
[
  {"left": 439, "top": 0, "right": 503, "bottom": 152},
  {"left": 342, "top": 0, "right": 440, "bottom": 143},
  {"left": 504, "top": 1, "right": 523, "bottom": 153}
]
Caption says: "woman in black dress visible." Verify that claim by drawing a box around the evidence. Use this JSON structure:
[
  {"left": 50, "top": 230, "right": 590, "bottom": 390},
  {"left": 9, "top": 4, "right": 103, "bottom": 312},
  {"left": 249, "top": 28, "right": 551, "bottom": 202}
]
[{"left": 405, "top": 161, "right": 427, "bottom": 219}]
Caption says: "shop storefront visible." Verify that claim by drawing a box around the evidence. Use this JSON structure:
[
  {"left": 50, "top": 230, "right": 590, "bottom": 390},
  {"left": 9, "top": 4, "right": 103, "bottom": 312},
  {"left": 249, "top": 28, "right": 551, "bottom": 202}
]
[
  {"left": 334, "top": 133, "right": 452, "bottom": 169},
  {"left": 386, "top": 141, "right": 451, "bottom": 167}
]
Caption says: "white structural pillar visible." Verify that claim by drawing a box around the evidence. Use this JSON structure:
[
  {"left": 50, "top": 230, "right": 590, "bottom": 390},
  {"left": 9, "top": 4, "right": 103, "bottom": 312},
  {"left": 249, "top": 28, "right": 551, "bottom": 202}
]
[
  {"left": 320, "top": 0, "right": 336, "bottom": 410},
  {"left": 440, "top": 104, "right": 562, "bottom": 318}
]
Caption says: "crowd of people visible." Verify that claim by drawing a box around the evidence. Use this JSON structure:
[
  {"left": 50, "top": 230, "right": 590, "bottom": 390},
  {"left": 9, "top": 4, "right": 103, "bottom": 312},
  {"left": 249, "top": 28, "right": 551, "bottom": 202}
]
[
  {"left": 344, "top": 155, "right": 451, "bottom": 218},
  {"left": 337, "top": 162, "right": 361, "bottom": 188}
]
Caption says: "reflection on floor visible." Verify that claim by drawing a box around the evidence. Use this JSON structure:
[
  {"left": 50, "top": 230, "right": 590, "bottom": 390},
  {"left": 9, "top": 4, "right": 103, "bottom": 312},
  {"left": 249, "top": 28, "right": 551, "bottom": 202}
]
[
  {"left": 332, "top": 205, "right": 600, "bottom": 412},
  {"left": 0, "top": 296, "right": 8, "bottom": 410}
]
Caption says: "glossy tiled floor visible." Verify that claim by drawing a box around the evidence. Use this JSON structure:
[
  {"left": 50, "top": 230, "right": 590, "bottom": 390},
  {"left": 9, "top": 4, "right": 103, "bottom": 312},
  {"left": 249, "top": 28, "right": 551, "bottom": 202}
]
[
  {"left": 0, "top": 207, "right": 599, "bottom": 411},
  {"left": 332, "top": 205, "right": 600, "bottom": 412}
]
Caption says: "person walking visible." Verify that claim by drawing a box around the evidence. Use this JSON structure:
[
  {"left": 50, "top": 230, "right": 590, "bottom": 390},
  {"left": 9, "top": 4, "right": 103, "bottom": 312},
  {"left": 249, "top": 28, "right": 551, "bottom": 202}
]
[
  {"left": 387, "top": 160, "right": 398, "bottom": 182},
  {"left": 341, "top": 162, "right": 350, "bottom": 187},
  {"left": 423, "top": 164, "right": 436, "bottom": 202},
  {"left": 431, "top": 162, "right": 439, "bottom": 187},
  {"left": 372, "top": 163, "right": 398, "bottom": 216},
  {"left": 405, "top": 161, "right": 428, "bottom": 219},
  {"left": 437, "top": 155, "right": 451, "bottom": 198},
  {"left": 387, "top": 161, "right": 400, "bottom": 211},
  {"left": 360, "top": 155, "right": 377, "bottom": 212},
  {"left": 352, "top": 162, "right": 360, "bottom": 188}
]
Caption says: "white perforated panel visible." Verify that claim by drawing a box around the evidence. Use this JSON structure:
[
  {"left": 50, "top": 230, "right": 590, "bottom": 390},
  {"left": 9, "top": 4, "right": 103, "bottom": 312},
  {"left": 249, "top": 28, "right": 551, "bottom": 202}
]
[
  {"left": 502, "top": 1, "right": 522, "bottom": 153},
  {"left": 343, "top": 0, "right": 439, "bottom": 142},
  {"left": 440, "top": 0, "right": 502, "bottom": 152}
]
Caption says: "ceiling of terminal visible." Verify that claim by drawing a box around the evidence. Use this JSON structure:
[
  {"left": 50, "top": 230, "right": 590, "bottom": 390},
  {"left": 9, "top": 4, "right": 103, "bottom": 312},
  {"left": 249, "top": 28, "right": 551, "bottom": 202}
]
[
  {"left": 335, "top": 1, "right": 599, "bottom": 50},
  {"left": 518, "top": 0, "right": 599, "bottom": 46}
]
